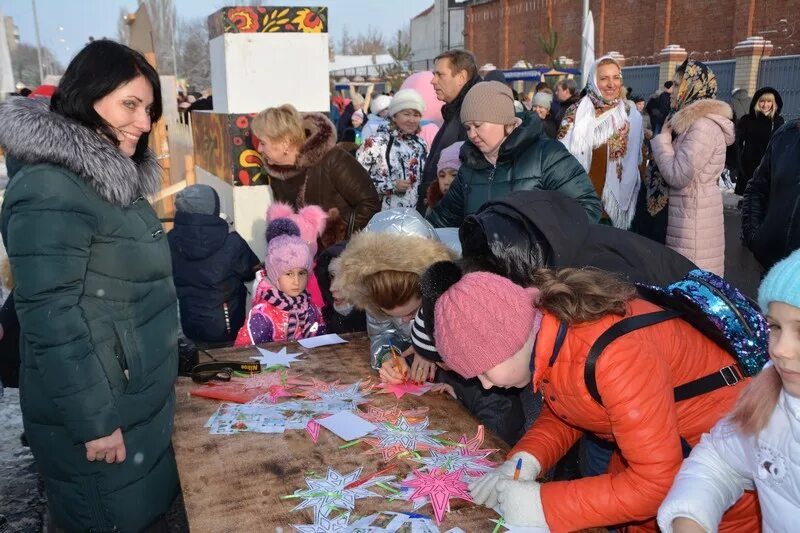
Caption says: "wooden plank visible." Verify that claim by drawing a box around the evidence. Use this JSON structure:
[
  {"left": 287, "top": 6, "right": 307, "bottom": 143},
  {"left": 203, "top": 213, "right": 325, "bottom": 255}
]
[{"left": 172, "top": 333, "right": 511, "bottom": 532}]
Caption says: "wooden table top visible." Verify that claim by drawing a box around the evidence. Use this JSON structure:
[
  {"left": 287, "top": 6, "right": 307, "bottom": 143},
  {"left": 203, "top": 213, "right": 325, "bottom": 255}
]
[{"left": 172, "top": 333, "right": 512, "bottom": 532}]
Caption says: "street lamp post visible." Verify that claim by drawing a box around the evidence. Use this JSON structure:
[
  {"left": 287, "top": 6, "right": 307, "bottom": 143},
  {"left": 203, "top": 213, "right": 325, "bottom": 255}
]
[{"left": 31, "top": 0, "right": 44, "bottom": 84}]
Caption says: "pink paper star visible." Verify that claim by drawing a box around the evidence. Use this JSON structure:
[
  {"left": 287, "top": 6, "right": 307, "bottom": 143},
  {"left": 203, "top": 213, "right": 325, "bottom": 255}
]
[{"left": 401, "top": 468, "right": 473, "bottom": 524}]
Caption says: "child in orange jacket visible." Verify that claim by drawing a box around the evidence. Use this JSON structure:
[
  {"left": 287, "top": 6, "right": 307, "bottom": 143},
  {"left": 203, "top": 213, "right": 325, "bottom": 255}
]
[{"left": 428, "top": 265, "right": 760, "bottom": 533}]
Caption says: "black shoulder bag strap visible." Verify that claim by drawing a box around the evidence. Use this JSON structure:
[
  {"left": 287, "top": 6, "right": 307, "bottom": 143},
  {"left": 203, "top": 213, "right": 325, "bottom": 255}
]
[{"left": 584, "top": 310, "right": 681, "bottom": 406}]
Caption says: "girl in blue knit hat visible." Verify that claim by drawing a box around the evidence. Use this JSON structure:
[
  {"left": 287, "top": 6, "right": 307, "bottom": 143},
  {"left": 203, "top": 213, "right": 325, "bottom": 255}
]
[{"left": 658, "top": 248, "right": 800, "bottom": 532}]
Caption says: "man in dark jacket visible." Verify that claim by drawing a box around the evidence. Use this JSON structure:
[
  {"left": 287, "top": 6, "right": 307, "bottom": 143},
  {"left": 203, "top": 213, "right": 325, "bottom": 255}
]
[
  {"left": 415, "top": 49, "right": 481, "bottom": 213},
  {"left": 459, "top": 189, "right": 697, "bottom": 287},
  {"left": 741, "top": 120, "right": 800, "bottom": 271},
  {"left": 553, "top": 78, "right": 580, "bottom": 126},
  {"left": 168, "top": 185, "right": 260, "bottom": 343}
]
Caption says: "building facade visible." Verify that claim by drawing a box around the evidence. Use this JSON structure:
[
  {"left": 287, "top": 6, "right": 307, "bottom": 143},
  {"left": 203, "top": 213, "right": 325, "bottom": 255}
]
[
  {"left": 411, "top": 0, "right": 465, "bottom": 67},
  {"left": 464, "top": 0, "right": 800, "bottom": 68}
]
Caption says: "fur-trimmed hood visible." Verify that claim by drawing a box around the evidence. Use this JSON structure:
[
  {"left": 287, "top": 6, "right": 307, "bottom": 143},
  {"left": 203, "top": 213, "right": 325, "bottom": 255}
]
[
  {"left": 669, "top": 98, "right": 735, "bottom": 144},
  {"left": 264, "top": 112, "right": 338, "bottom": 180},
  {"left": 0, "top": 96, "right": 161, "bottom": 206},
  {"left": 333, "top": 231, "right": 455, "bottom": 316}
]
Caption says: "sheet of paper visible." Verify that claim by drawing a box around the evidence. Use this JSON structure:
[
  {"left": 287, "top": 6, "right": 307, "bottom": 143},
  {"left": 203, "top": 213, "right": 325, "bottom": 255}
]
[
  {"left": 317, "top": 410, "right": 377, "bottom": 441},
  {"left": 298, "top": 333, "right": 349, "bottom": 348}
]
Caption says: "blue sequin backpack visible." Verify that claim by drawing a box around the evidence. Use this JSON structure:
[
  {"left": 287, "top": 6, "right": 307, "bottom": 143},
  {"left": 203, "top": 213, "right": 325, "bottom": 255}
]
[{"left": 581, "top": 269, "right": 770, "bottom": 406}]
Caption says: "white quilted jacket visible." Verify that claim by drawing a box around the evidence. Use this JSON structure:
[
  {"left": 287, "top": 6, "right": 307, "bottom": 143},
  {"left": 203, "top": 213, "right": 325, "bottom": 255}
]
[{"left": 658, "top": 389, "right": 800, "bottom": 532}]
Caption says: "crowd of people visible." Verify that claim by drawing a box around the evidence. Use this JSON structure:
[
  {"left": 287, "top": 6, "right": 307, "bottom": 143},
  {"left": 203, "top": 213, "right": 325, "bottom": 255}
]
[{"left": 0, "top": 37, "right": 799, "bottom": 532}]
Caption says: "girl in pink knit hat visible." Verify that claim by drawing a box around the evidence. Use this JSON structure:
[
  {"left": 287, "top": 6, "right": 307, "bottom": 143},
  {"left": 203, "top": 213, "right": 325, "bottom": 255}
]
[
  {"left": 234, "top": 218, "right": 325, "bottom": 346},
  {"left": 429, "top": 264, "right": 759, "bottom": 533}
]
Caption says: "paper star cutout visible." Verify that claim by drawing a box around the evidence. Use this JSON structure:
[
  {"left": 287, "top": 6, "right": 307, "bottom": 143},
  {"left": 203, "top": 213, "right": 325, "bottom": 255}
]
[
  {"left": 292, "top": 512, "right": 351, "bottom": 532},
  {"left": 314, "top": 381, "right": 371, "bottom": 410},
  {"left": 401, "top": 468, "right": 472, "bottom": 524},
  {"left": 414, "top": 426, "right": 499, "bottom": 477},
  {"left": 368, "top": 416, "right": 444, "bottom": 452},
  {"left": 413, "top": 447, "right": 496, "bottom": 478},
  {"left": 358, "top": 405, "right": 429, "bottom": 424},
  {"left": 375, "top": 381, "right": 434, "bottom": 399},
  {"left": 291, "top": 467, "right": 385, "bottom": 517},
  {"left": 252, "top": 346, "right": 304, "bottom": 367}
]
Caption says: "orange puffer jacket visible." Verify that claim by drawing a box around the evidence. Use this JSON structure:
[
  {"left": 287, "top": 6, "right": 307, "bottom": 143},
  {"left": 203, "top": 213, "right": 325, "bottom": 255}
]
[{"left": 509, "top": 299, "right": 761, "bottom": 533}]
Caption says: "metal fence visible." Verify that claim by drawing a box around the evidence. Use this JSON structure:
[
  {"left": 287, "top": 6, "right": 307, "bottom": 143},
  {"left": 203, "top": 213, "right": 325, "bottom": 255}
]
[
  {"left": 758, "top": 55, "right": 800, "bottom": 121},
  {"left": 706, "top": 60, "right": 736, "bottom": 99},
  {"left": 621, "top": 65, "right": 659, "bottom": 99}
]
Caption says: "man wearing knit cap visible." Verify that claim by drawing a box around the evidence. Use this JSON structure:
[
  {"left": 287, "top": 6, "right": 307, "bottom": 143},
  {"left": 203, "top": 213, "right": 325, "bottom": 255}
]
[
  {"left": 415, "top": 49, "right": 482, "bottom": 213},
  {"left": 361, "top": 94, "right": 393, "bottom": 141},
  {"left": 427, "top": 80, "right": 599, "bottom": 228}
]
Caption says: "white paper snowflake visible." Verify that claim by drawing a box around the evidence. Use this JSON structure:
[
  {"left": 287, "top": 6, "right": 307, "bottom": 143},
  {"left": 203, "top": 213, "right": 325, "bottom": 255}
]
[
  {"left": 370, "top": 416, "right": 444, "bottom": 451},
  {"left": 291, "top": 467, "right": 389, "bottom": 518},
  {"left": 314, "top": 381, "right": 370, "bottom": 410}
]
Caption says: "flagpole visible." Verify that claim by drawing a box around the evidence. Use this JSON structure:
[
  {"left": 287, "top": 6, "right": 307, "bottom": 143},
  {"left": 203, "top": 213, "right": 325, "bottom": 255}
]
[{"left": 581, "top": 0, "right": 589, "bottom": 85}]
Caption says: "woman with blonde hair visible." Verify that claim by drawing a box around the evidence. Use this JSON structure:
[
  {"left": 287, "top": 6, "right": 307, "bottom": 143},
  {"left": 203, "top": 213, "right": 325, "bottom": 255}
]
[
  {"left": 658, "top": 249, "right": 800, "bottom": 533},
  {"left": 734, "top": 87, "right": 784, "bottom": 195},
  {"left": 559, "top": 56, "right": 645, "bottom": 229},
  {"left": 253, "top": 104, "right": 380, "bottom": 246}
]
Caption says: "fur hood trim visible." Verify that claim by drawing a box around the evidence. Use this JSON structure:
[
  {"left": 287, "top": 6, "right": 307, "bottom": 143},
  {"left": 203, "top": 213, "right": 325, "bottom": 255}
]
[
  {"left": 670, "top": 99, "right": 733, "bottom": 136},
  {"left": 333, "top": 232, "right": 455, "bottom": 316},
  {"left": 264, "top": 112, "right": 337, "bottom": 180},
  {"left": 0, "top": 97, "right": 161, "bottom": 206}
]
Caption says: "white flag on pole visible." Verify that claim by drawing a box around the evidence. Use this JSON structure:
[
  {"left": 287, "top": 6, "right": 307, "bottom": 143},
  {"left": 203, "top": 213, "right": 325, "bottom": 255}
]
[{"left": 580, "top": 10, "right": 595, "bottom": 88}]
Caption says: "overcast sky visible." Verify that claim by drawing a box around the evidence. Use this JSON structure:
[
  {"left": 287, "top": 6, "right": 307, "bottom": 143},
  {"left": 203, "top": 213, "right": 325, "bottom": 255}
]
[{"left": 0, "top": 0, "right": 434, "bottom": 66}]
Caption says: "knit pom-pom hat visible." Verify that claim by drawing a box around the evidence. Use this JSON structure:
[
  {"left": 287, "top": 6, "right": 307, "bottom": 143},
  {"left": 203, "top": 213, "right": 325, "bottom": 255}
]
[
  {"left": 267, "top": 202, "right": 327, "bottom": 257},
  {"left": 758, "top": 249, "right": 800, "bottom": 312},
  {"left": 265, "top": 218, "right": 312, "bottom": 287},
  {"left": 434, "top": 271, "right": 542, "bottom": 378}
]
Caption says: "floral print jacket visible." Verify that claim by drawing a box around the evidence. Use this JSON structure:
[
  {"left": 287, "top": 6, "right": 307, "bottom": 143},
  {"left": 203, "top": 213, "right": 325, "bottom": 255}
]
[{"left": 356, "top": 124, "right": 428, "bottom": 210}]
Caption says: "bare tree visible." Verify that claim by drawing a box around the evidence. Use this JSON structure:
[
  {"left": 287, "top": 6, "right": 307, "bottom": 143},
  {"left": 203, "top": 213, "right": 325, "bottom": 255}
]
[
  {"left": 11, "top": 43, "right": 63, "bottom": 87},
  {"left": 117, "top": 8, "right": 131, "bottom": 45},
  {"left": 388, "top": 27, "right": 412, "bottom": 63},
  {"left": 177, "top": 18, "right": 210, "bottom": 92},
  {"left": 338, "top": 26, "right": 354, "bottom": 55},
  {"left": 141, "top": 0, "right": 177, "bottom": 75},
  {"left": 350, "top": 26, "right": 386, "bottom": 56}
]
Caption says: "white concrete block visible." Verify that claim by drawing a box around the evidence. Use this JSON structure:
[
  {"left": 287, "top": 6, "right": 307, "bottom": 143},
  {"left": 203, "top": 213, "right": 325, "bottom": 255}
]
[
  {"left": 210, "top": 33, "right": 330, "bottom": 114},
  {"left": 233, "top": 185, "right": 273, "bottom": 261}
]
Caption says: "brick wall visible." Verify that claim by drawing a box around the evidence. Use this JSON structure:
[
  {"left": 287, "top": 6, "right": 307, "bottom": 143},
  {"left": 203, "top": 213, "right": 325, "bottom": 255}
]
[{"left": 465, "top": 0, "right": 800, "bottom": 68}]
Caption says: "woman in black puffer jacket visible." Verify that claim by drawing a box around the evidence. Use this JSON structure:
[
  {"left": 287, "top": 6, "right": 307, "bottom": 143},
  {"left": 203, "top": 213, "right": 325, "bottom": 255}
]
[{"left": 734, "top": 87, "right": 784, "bottom": 195}]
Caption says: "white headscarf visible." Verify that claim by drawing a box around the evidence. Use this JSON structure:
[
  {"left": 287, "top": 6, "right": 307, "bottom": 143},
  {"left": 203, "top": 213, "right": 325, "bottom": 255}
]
[{"left": 559, "top": 56, "right": 644, "bottom": 229}]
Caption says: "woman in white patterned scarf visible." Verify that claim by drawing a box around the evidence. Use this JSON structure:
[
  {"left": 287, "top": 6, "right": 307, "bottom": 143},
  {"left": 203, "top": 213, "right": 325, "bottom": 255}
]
[{"left": 558, "top": 56, "right": 644, "bottom": 229}]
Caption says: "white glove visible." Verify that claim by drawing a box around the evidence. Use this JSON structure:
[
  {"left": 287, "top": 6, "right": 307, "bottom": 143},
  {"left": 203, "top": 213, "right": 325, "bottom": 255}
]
[
  {"left": 468, "top": 451, "right": 541, "bottom": 508},
  {"left": 496, "top": 479, "right": 549, "bottom": 528}
]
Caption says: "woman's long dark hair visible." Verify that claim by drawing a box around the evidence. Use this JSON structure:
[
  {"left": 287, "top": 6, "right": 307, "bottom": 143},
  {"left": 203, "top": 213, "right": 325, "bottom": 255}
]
[{"left": 50, "top": 39, "right": 162, "bottom": 162}]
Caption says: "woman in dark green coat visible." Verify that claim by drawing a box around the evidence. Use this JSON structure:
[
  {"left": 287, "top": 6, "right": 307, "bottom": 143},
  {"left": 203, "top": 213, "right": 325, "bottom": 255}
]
[
  {"left": 426, "top": 81, "right": 601, "bottom": 228},
  {"left": 0, "top": 40, "right": 179, "bottom": 532}
]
